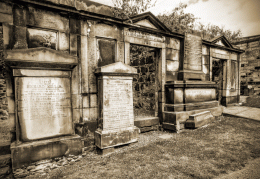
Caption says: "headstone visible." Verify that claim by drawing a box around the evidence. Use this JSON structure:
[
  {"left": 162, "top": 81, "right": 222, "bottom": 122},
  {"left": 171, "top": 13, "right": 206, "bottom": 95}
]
[
  {"left": 94, "top": 62, "right": 139, "bottom": 150},
  {"left": 14, "top": 69, "right": 73, "bottom": 141}
]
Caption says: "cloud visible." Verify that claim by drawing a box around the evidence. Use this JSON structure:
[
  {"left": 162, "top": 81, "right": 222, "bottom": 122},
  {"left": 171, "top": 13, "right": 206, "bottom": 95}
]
[{"left": 188, "top": 0, "right": 209, "bottom": 5}]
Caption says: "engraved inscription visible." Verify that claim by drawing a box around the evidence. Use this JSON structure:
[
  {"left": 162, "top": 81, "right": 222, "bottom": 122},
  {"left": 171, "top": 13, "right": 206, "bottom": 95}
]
[
  {"left": 17, "top": 77, "right": 73, "bottom": 141},
  {"left": 103, "top": 78, "right": 134, "bottom": 131}
]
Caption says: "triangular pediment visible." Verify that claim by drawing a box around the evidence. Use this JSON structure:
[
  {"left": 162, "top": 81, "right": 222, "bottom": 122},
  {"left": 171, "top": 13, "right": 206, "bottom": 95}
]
[
  {"left": 5, "top": 47, "right": 78, "bottom": 65},
  {"left": 210, "top": 35, "right": 233, "bottom": 48},
  {"left": 124, "top": 12, "right": 172, "bottom": 33},
  {"left": 95, "top": 62, "right": 137, "bottom": 74},
  {"left": 134, "top": 19, "right": 157, "bottom": 29}
]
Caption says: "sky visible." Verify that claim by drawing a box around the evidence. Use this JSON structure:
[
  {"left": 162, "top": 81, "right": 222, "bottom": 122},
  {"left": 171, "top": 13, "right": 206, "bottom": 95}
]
[{"left": 90, "top": 0, "right": 260, "bottom": 37}]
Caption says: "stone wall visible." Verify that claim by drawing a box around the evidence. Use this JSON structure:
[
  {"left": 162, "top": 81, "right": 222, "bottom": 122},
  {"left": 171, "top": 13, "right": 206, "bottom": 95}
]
[
  {"left": 233, "top": 36, "right": 260, "bottom": 95},
  {"left": 0, "top": 1, "right": 126, "bottom": 146},
  {"left": 0, "top": 2, "right": 13, "bottom": 176}
]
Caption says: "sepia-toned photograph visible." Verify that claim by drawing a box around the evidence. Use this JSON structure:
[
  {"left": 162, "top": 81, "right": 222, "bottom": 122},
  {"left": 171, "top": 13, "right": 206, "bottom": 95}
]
[{"left": 0, "top": 0, "right": 259, "bottom": 178}]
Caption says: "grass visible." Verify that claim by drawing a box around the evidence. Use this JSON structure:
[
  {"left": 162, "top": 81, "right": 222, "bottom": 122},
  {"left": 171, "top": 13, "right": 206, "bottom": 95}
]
[{"left": 28, "top": 116, "right": 260, "bottom": 179}]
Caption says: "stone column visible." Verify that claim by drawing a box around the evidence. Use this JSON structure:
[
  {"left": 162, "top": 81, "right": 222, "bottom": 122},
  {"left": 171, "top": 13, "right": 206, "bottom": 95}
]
[
  {"left": 124, "top": 42, "right": 130, "bottom": 65},
  {"left": 158, "top": 48, "right": 166, "bottom": 121}
]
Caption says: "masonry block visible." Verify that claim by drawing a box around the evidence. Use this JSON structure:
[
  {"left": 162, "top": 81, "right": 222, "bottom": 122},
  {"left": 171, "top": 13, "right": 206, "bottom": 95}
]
[
  {"left": 95, "top": 127, "right": 139, "bottom": 149},
  {"left": 185, "top": 111, "right": 214, "bottom": 128},
  {"left": 13, "top": 26, "right": 27, "bottom": 49},
  {"left": 11, "top": 135, "right": 83, "bottom": 170},
  {"left": 134, "top": 117, "right": 159, "bottom": 128}
]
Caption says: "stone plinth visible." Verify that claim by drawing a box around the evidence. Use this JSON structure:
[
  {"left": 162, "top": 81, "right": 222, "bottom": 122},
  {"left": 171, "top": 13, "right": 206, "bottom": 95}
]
[
  {"left": 163, "top": 106, "right": 223, "bottom": 131},
  {"left": 95, "top": 62, "right": 139, "bottom": 150},
  {"left": 11, "top": 135, "right": 83, "bottom": 170},
  {"left": 163, "top": 80, "right": 222, "bottom": 131}
]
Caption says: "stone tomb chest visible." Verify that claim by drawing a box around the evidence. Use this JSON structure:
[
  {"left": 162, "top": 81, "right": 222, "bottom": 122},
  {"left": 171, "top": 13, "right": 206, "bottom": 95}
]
[
  {"left": 95, "top": 62, "right": 140, "bottom": 150},
  {"left": 14, "top": 69, "right": 73, "bottom": 141}
]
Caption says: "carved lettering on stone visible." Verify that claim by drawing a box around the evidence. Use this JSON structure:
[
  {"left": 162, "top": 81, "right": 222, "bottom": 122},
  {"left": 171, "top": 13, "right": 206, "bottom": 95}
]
[
  {"left": 102, "top": 77, "right": 134, "bottom": 131},
  {"left": 16, "top": 77, "right": 73, "bottom": 141}
]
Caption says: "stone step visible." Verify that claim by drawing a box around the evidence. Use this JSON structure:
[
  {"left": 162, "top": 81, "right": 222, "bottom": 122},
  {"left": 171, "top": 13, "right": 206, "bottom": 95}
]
[
  {"left": 134, "top": 117, "right": 159, "bottom": 128},
  {"left": 163, "top": 106, "right": 223, "bottom": 131},
  {"left": 185, "top": 111, "right": 214, "bottom": 128},
  {"left": 134, "top": 117, "right": 160, "bottom": 133}
]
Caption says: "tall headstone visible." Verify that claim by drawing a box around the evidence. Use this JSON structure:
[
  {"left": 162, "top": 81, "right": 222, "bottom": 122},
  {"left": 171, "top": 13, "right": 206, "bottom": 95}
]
[{"left": 95, "top": 62, "right": 139, "bottom": 150}]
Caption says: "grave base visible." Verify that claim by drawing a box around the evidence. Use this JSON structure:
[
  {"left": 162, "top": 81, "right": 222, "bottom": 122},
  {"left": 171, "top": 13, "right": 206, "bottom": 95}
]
[
  {"left": 95, "top": 127, "right": 140, "bottom": 149},
  {"left": 11, "top": 135, "right": 83, "bottom": 170},
  {"left": 134, "top": 117, "right": 159, "bottom": 133},
  {"left": 163, "top": 106, "right": 223, "bottom": 131}
]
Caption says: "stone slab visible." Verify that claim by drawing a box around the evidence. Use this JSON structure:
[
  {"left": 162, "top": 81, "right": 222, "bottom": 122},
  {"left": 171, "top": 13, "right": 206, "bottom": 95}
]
[
  {"left": 134, "top": 117, "right": 159, "bottom": 128},
  {"left": 185, "top": 101, "right": 219, "bottom": 111},
  {"left": 184, "top": 88, "right": 216, "bottom": 103},
  {"left": 16, "top": 77, "right": 73, "bottom": 141},
  {"left": 164, "top": 104, "right": 184, "bottom": 112},
  {"left": 165, "top": 101, "right": 219, "bottom": 112},
  {"left": 6, "top": 48, "right": 78, "bottom": 65},
  {"left": 11, "top": 135, "right": 83, "bottom": 170},
  {"left": 101, "top": 76, "right": 134, "bottom": 131},
  {"left": 94, "top": 127, "right": 139, "bottom": 149},
  {"left": 162, "top": 122, "right": 183, "bottom": 132},
  {"left": 139, "top": 125, "right": 159, "bottom": 133},
  {"left": 163, "top": 106, "right": 223, "bottom": 126},
  {"left": 185, "top": 111, "right": 215, "bottom": 128}
]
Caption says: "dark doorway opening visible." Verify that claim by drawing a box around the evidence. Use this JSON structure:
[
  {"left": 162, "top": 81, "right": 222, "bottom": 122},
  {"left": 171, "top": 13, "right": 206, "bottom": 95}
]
[
  {"left": 130, "top": 45, "right": 158, "bottom": 119},
  {"left": 212, "top": 58, "right": 224, "bottom": 104}
]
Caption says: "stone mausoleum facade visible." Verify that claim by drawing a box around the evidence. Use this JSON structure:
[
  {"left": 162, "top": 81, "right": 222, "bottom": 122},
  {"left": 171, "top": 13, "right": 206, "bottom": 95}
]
[
  {"left": 232, "top": 35, "right": 260, "bottom": 95},
  {"left": 0, "top": 0, "right": 244, "bottom": 174}
]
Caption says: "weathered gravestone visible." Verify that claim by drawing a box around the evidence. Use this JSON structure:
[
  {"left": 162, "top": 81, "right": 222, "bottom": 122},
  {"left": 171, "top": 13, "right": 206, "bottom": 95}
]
[
  {"left": 95, "top": 62, "right": 140, "bottom": 152},
  {"left": 10, "top": 68, "right": 83, "bottom": 169}
]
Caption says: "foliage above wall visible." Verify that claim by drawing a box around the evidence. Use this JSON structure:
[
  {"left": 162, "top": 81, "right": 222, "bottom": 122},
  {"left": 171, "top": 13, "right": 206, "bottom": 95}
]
[{"left": 112, "top": 1, "right": 242, "bottom": 42}]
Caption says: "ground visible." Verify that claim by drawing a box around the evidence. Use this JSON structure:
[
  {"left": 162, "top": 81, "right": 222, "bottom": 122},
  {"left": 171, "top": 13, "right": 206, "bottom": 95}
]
[{"left": 19, "top": 115, "right": 260, "bottom": 179}]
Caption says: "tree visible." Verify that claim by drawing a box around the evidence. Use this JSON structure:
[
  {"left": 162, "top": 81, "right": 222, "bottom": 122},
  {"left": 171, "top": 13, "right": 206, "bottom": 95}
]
[
  {"left": 112, "top": 0, "right": 156, "bottom": 20},
  {"left": 157, "top": 3, "right": 242, "bottom": 42},
  {"left": 197, "top": 22, "right": 242, "bottom": 42},
  {"left": 157, "top": 3, "right": 197, "bottom": 34}
]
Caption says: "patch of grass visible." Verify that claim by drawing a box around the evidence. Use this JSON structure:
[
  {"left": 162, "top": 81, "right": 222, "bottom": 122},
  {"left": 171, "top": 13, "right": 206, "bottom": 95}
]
[{"left": 29, "top": 117, "right": 260, "bottom": 179}]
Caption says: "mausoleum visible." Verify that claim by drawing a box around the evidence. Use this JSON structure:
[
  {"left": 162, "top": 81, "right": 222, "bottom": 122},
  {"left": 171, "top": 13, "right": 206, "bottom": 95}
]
[{"left": 0, "top": 0, "right": 244, "bottom": 174}]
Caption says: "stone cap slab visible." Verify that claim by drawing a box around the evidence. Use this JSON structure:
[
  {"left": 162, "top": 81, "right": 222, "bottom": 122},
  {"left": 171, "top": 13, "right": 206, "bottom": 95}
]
[
  {"left": 5, "top": 48, "right": 78, "bottom": 67},
  {"left": 95, "top": 62, "right": 137, "bottom": 76}
]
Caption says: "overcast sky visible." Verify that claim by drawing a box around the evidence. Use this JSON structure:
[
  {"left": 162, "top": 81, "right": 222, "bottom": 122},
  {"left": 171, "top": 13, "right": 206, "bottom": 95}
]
[{"left": 91, "top": 0, "right": 260, "bottom": 37}]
